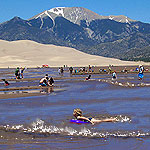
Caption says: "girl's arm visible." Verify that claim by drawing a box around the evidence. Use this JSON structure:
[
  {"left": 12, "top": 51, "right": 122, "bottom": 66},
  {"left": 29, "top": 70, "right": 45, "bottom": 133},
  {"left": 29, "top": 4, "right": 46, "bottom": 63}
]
[{"left": 77, "top": 116, "right": 94, "bottom": 124}]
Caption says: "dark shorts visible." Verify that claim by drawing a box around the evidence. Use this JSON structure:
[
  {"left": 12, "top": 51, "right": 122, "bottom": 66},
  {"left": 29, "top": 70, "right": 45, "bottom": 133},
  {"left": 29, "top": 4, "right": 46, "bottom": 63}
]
[{"left": 15, "top": 73, "right": 18, "bottom": 76}]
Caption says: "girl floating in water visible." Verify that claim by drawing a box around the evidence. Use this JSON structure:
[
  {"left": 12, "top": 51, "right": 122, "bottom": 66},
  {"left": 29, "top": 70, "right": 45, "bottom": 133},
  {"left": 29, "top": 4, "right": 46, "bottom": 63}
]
[{"left": 73, "top": 108, "right": 117, "bottom": 125}]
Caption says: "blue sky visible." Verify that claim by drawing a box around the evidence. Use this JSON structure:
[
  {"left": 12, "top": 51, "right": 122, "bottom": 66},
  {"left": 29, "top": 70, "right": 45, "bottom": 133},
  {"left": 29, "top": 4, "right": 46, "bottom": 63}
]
[{"left": 0, "top": 0, "right": 150, "bottom": 23}]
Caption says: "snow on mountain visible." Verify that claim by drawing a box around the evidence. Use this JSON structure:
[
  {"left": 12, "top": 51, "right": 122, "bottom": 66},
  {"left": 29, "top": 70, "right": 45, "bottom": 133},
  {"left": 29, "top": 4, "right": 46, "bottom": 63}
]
[
  {"left": 48, "top": 7, "right": 65, "bottom": 17},
  {"left": 108, "top": 15, "right": 134, "bottom": 24},
  {"left": 62, "top": 7, "right": 103, "bottom": 25},
  {"left": 29, "top": 7, "right": 136, "bottom": 27}
]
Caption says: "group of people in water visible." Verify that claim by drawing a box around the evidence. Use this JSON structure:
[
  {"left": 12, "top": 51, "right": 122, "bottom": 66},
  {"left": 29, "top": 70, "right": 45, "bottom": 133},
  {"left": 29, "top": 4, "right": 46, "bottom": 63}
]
[
  {"left": 1, "top": 64, "right": 145, "bottom": 124},
  {"left": 111, "top": 65, "right": 145, "bottom": 80},
  {"left": 39, "top": 74, "right": 54, "bottom": 87},
  {"left": 1, "top": 66, "right": 25, "bottom": 86},
  {"left": 13, "top": 65, "right": 145, "bottom": 87},
  {"left": 2, "top": 64, "right": 143, "bottom": 88},
  {"left": 58, "top": 67, "right": 74, "bottom": 76},
  {"left": 39, "top": 74, "right": 54, "bottom": 93},
  {"left": 15, "top": 67, "right": 26, "bottom": 79}
]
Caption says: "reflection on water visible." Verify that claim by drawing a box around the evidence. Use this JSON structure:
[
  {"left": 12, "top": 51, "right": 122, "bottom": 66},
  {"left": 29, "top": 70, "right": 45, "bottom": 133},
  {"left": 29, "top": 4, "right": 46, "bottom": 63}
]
[
  {"left": 40, "top": 86, "right": 54, "bottom": 94},
  {"left": 0, "top": 68, "right": 150, "bottom": 149}
]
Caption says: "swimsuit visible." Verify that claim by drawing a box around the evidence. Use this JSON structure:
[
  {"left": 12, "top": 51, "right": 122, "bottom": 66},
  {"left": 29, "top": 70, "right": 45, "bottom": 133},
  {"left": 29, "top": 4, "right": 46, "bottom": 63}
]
[
  {"left": 77, "top": 117, "right": 92, "bottom": 122},
  {"left": 39, "top": 83, "right": 47, "bottom": 86},
  {"left": 88, "top": 118, "right": 92, "bottom": 121}
]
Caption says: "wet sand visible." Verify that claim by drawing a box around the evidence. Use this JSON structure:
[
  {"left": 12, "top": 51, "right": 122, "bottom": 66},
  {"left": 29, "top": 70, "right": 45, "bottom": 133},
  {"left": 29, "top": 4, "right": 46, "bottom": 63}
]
[{"left": 0, "top": 93, "right": 44, "bottom": 99}]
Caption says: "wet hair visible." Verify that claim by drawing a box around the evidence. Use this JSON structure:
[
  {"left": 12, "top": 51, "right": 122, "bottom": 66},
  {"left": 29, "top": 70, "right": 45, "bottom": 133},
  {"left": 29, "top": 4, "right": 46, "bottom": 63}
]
[
  {"left": 45, "top": 74, "right": 49, "bottom": 79},
  {"left": 73, "top": 108, "right": 82, "bottom": 116}
]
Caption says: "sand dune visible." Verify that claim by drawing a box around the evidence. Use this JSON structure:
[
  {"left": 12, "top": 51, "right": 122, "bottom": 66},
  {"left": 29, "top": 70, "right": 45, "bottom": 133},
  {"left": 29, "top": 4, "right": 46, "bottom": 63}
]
[{"left": 0, "top": 40, "right": 149, "bottom": 68}]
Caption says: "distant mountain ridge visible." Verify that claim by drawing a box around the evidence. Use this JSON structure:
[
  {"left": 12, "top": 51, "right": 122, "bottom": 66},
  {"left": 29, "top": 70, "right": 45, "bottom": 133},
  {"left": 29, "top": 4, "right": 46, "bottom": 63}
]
[{"left": 0, "top": 7, "right": 150, "bottom": 61}]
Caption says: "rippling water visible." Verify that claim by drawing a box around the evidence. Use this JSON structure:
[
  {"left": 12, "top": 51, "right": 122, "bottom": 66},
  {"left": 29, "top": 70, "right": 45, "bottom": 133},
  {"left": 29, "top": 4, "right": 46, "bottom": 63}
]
[{"left": 0, "top": 68, "right": 150, "bottom": 149}]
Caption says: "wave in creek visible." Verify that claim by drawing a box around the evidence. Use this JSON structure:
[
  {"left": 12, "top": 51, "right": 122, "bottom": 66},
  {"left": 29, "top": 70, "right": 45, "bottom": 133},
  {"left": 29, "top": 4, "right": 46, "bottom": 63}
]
[
  {"left": 99, "top": 79, "right": 150, "bottom": 87},
  {"left": 0, "top": 117, "right": 150, "bottom": 140}
]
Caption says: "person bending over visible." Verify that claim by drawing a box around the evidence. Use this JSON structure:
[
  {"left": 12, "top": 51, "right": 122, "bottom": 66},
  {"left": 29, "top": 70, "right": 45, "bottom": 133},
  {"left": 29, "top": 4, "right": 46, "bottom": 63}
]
[
  {"left": 39, "top": 76, "right": 49, "bottom": 87},
  {"left": 48, "top": 77, "right": 54, "bottom": 86}
]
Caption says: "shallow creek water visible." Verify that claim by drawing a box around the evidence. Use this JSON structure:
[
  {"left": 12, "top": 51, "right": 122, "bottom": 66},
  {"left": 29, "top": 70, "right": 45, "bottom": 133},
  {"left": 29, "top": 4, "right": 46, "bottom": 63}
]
[{"left": 0, "top": 68, "right": 150, "bottom": 149}]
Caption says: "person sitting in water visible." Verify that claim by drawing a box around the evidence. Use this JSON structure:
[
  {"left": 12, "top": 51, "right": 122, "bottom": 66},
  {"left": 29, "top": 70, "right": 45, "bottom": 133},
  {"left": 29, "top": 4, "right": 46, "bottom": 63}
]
[
  {"left": 39, "top": 74, "right": 49, "bottom": 87},
  {"left": 112, "top": 71, "right": 117, "bottom": 79},
  {"left": 85, "top": 75, "right": 91, "bottom": 80},
  {"left": 73, "top": 108, "right": 117, "bottom": 125}
]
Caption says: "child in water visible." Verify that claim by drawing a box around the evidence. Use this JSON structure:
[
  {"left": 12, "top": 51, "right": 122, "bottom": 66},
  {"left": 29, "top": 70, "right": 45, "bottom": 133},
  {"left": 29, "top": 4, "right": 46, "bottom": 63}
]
[
  {"left": 39, "top": 74, "right": 49, "bottom": 87},
  {"left": 112, "top": 71, "right": 117, "bottom": 79},
  {"left": 73, "top": 108, "right": 117, "bottom": 125},
  {"left": 2, "top": 79, "right": 9, "bottom": 86},
  {"left": 138, "top": 65, "right": 144, "bottom": 80}
]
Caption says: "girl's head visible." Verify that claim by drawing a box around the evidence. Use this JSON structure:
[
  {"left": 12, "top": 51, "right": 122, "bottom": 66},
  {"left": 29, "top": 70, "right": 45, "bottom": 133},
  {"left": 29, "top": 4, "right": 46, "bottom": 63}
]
[{"left": 73, "top": 108, "right": 82, "bottom": 117}]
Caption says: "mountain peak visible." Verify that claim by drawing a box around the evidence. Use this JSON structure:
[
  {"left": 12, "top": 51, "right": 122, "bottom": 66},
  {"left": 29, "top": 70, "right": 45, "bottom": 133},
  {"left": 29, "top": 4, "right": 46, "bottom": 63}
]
[
  {"left": 9, "top": 16, "right": 25, "bottom": 23},
  {"left": 12, "top": 16, "right": 22, "bottom": 20},
  {"left": 30, "top": 7, "right": 136, "bottom": 25}
]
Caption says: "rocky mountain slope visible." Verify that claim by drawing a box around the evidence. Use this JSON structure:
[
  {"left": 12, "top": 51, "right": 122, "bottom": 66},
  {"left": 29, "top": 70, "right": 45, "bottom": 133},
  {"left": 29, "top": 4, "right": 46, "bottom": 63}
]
[{"left": 0, "top": 7, "right": 150, "bottom": 61}]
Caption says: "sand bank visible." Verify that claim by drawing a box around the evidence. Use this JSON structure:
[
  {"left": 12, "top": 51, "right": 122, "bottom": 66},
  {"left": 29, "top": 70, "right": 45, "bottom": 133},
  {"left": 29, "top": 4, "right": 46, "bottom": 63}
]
[
  {"left": 0, "top": 93, "right": 45, "bottom": 99},
  {"left": 0, "top": 40, "right": 149, "bottom": 68}
]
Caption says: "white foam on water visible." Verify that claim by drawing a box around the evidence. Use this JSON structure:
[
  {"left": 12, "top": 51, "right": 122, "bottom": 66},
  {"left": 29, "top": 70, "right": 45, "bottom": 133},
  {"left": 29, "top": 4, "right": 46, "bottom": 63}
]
[
  {"left": 99, "top": 79, "right": 150, "bottom": 88},
  {"left": 1, "top": 118, "right": 150, "bottom": 139}
]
